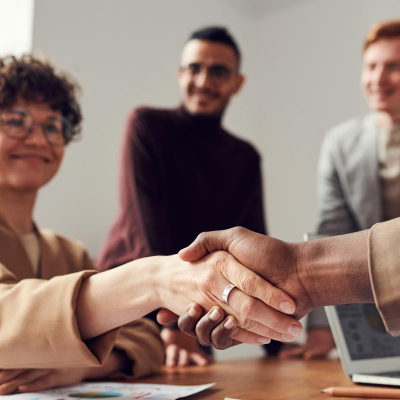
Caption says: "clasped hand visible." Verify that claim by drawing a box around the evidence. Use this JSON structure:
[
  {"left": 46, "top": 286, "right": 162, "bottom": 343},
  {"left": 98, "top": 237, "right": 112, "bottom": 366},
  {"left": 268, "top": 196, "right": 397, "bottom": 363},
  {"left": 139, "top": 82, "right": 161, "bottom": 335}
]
[{"left": 159, "top": 227, "right": 314, "bottom": 349}]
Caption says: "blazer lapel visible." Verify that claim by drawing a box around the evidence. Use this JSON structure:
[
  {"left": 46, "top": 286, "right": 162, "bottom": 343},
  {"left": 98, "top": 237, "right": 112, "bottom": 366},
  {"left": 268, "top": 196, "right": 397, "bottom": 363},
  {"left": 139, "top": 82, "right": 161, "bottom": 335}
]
[{"left": 0, "top": 216, "right": 36, "bottom": 279}]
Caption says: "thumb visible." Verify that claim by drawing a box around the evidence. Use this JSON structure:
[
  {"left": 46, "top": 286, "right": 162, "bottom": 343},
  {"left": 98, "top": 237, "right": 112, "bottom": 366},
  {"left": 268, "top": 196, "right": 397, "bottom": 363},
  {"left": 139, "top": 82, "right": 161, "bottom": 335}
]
[
  {"left": 178, "top": 228, "right": 239, "bottom": 262},
  {"left": 157, "top": 308, "right": 179, "bottom": 325}
]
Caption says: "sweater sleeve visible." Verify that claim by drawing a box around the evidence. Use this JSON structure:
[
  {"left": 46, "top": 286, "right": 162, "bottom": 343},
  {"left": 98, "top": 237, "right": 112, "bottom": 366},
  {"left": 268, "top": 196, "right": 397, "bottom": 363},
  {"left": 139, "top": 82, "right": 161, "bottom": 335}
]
[
  {"left": 97, "top": 108, "right": 173, "bottom": 271},
  {"left": 368, "top": 218, "right": 400, "bottom": 336},
  {"left": 239, "top": 149, "right": 267, "bottom": 235},
  {"left": 0, "top": 265, "right": 120, "bottom": 368}
]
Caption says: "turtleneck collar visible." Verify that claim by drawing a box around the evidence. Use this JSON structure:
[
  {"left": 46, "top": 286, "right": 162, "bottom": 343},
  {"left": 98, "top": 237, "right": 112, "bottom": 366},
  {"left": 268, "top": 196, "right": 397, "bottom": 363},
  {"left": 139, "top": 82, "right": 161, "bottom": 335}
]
[{"left": 176, "top": 105, "right": 223, "bottom": 135}]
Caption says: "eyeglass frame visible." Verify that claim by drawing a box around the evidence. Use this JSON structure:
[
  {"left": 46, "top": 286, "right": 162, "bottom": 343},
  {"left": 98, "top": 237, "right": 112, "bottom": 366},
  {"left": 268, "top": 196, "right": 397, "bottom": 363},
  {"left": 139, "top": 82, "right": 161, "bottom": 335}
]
[
  {"left": 0, "top": 107, "right": 73, "bottom": 147},
  {"left": 179, "top": 62, "right": 238, "bottom": 85}
]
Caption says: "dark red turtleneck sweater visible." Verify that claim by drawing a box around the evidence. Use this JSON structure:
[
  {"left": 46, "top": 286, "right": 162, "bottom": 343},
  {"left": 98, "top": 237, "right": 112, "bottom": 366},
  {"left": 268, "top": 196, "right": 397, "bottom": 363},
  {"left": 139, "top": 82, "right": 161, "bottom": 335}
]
[
  {"left": 97, "top": 106, "right": 266, "bottom": 269},
  {"left": 97, "top": 106, "right": 282, "bottom": 355}
]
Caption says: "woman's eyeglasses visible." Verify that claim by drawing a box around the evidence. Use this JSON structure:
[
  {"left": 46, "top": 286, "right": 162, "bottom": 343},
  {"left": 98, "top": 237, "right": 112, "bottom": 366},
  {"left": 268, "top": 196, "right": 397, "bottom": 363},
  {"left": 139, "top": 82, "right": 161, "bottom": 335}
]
[{"left": 0, "top": 108, "right": 73, "bottom": 147}]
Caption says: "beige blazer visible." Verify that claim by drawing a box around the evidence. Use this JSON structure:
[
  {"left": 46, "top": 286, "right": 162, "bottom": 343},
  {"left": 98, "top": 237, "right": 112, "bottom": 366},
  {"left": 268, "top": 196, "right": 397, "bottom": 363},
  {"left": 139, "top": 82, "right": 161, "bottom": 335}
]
[{"left": 0, "top": 216, "right": 164, "bottom": 378}]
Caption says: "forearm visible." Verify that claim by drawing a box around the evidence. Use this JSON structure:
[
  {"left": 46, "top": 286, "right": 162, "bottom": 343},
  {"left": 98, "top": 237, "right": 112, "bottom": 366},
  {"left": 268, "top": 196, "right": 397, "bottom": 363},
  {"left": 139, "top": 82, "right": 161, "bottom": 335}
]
[
  {"left": 296, "top": 230, "right": 373, "bottom": 310},
  {"left": 76, "top": 257, "right": 163, "bottom": 340}
]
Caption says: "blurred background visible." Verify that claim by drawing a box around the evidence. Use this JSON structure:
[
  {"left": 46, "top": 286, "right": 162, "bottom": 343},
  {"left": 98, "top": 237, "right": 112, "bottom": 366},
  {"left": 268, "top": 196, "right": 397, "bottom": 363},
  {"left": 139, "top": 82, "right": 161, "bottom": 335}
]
[{"left": 1, "top": 0, "right": 399, "bottom": 360}]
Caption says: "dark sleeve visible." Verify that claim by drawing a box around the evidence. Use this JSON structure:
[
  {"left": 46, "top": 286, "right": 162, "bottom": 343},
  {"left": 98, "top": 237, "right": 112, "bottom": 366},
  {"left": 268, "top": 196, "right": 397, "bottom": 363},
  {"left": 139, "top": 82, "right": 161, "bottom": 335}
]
[
  {"left": 97, "top": 109, "right": 173, "bottom": 271},
  {"left": 239, "top": 149, "right": 267, "bottom": 235}
]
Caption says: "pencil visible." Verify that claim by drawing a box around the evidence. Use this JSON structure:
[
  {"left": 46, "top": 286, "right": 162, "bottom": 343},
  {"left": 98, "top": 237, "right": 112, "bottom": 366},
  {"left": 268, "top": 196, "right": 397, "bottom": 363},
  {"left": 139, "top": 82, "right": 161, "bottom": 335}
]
[{"left": 321, "top": 386, "right": 400, "bottom": 398}]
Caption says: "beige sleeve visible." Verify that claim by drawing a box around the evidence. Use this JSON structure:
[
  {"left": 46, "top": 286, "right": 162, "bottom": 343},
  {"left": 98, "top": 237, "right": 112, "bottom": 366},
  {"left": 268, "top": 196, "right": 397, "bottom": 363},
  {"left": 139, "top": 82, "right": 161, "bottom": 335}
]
[
  {"left": 111, "top": 319, "right": 164, "bottom": 379},
  {"left": 0, "top": 264, "right": 120, "bottom": 368},
  {"left": 368, "top": 218, "right": 400, "bottom": 336}
]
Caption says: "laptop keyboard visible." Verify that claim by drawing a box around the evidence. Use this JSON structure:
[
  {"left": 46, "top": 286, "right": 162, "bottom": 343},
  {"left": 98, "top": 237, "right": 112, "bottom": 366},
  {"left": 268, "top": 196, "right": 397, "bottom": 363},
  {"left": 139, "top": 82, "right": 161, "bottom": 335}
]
[{"left": 377, "top": 372, "right": 400, "bottom": 378}]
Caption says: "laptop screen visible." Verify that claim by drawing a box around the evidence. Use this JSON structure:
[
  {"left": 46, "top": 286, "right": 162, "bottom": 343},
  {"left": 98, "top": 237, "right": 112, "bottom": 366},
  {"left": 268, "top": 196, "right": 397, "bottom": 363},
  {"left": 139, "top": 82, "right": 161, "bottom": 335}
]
[{"left": 336, "top": 303, "right": 400, "bottom": 360}]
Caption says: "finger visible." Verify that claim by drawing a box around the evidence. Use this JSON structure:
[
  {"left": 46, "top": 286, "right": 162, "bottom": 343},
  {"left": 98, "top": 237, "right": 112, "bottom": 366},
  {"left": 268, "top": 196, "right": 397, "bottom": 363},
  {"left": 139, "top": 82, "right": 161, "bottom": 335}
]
[
  {"left": 218, "top": 254, "right": 296, "bottom": 314},
  {"left": 220, "top": 282, "right": 302, "bottom": 339},
  {"left": 229, "top": 325, "right": 271, "bottom": 346},
  {"left": 179, "top": 229, "right": 236, "bottom": 262},
  {"left": 165, "top": 344, "right": 180, "bottom": 367},
  {"left": 157, "top": 308, "right": 179, "bottom": 325},
  {"left": 177, "top": 349, "right": 190, "bottom": 367},
  {"left": 208, "top": 316, "right": 240, "bottom": 350},
  {"left": 18, "top": 373, "right": 56, "bottom": 393},
  {"left": 278, "top": 345, "right": 304, "bottom": 359},
  {"left": 195, "top": 306, "right": 225, "bottom": 346},
  {"left": 198, "top": 253, "right": 301, "bottom": 338},
  {"left": 0, "top": 369, "right": 26, "bottom": 385},
  {"left": 178, "top": 303, "right": 205, "bottom": 337},
  {"left": 198, "top": 268, "right": 301, "bottom": 340},
  {"left": 189, "top": 352, "right": 213, "bottom": 366},
  {"left": 0, "top": 370, "right": 50, "bottom": 395}
]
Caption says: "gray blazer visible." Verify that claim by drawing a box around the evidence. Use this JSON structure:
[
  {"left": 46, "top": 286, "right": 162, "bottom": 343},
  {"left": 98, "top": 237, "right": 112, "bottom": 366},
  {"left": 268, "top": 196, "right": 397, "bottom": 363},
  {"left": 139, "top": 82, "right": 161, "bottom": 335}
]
[
  {"left": 309, "top": 114, "right": 381, "bottom": 330},
  {"left": 317, "top": 113, "right": 382, "bottom": 235}
]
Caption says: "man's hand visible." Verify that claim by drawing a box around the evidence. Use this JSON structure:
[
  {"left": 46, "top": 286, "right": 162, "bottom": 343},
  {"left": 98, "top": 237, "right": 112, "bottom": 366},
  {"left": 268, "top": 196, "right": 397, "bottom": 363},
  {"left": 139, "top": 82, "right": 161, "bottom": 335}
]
[
  {"left": 179, "top": 227, "right": 313, "bottom": 319},
  {"left": 278, "top": 328, "right": 336, "bottom": 360},
  {"left": 161, "top": 328, "right": 213, "bottom": 367},
  {"left": 158, "top": 251, "right": 303, "bottom": 345},
  {"left": 177, "top": 304, "right": 248, "bottom": 350}
]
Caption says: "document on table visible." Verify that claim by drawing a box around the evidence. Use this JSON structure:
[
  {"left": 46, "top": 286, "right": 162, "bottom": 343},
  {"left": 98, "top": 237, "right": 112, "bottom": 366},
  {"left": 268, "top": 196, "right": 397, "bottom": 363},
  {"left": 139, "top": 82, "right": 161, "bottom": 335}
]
[{"left": 0, "top": 382, "right": 215, "bottom": 400}]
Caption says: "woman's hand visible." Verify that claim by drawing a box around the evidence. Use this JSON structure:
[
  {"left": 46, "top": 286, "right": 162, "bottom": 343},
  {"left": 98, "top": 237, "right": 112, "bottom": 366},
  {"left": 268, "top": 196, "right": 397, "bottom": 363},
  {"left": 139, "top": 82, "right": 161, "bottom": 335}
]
[
  {"left": 0, "top": 368, "right": 88, "bottom": 394},
  {"left": 0, "top": 350, "right": 130, "bottom": 394},
  {"left": 158, "top": 251, "right": 303, "bottom": 345}
]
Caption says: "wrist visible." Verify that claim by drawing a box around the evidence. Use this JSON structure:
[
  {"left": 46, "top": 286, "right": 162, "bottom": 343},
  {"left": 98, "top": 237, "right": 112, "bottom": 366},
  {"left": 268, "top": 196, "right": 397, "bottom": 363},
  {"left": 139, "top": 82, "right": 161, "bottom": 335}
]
[
  {"left": 153, "top": 254, "right": 195, "bottom": 313},
  {"left": 296, "top": 230, "right": 372, "bottom": 311}
]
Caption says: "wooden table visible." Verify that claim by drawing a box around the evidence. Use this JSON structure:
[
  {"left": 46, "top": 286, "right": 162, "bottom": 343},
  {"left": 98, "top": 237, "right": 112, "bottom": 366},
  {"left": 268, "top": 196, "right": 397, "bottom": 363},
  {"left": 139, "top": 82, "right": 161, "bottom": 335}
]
[{"left": 134, "top": 358, "right": 360, "bottom": 400}]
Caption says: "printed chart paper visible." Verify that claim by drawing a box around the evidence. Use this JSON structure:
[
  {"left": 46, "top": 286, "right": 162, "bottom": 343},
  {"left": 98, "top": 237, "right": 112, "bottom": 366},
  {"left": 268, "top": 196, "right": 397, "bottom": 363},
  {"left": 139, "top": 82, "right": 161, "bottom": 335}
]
[{"left": 0, "top": 382, "right": 215, "bottom": 400}]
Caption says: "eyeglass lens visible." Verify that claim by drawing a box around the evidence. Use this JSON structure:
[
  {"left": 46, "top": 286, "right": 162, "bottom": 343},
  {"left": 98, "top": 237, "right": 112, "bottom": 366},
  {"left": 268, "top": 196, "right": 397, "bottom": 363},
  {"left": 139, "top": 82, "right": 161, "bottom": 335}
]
[
  {"left": 0, "top": 109, "right": 68, "bottom": 146},
  {"left": 184, "top": 63, "right": 233, "bottom": 83}
]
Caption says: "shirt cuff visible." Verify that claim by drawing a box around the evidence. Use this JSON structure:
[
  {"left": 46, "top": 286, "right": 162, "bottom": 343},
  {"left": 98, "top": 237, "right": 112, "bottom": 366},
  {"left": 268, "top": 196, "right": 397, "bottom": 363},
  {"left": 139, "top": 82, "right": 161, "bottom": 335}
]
[{"left": 368, "top": 219, "right": 400, "bottom": 336}]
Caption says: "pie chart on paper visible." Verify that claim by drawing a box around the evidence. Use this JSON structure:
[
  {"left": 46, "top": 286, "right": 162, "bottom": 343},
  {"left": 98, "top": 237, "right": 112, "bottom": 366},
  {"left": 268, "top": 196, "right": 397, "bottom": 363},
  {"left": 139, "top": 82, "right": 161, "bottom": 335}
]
[{"left": 68, "top": 392, "right": 123, "bottom": 398}]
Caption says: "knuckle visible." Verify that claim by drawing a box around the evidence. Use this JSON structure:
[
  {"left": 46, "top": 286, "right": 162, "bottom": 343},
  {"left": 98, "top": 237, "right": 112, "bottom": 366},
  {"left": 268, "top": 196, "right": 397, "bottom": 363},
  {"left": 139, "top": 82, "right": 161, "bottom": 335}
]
[
  {"left": 212, "top": 340, "right": 229, "bottom": 350},
  {"left": 240, "top": 317, "right": 257, "bottom": 331},
  {"left": 195, "top": 325, "right": 212, "bottom": 347},
  {"left": 209, "top": 252, "right": 227, "bottom": 269},
  {"left": 177, "top": 318, "right": 188, "bottom": 333},
  {"left": 197, "top": 334, "right": 211, "bottom": 347},
  {"left": 211, "top": 330, "right": 232, "bottom": 350},
  {"left": 240, "top": 297, "right": 257, "bottom": 319},
  {"left": 199, "top": 274, "right": 217, "bottom": 293},
  {"left": 269, "top": 317, "right": 288, "bottom": 333},
  {"left": 239, "top": 273, "right": 257, "bottom": 295},
  {"left": 196, "top": 231, "right": 209, "bottom": 243},
  {"left": 232, "top": 226, "right": 246, "bottom": 237},
  {"left": 264, "top": 289, "right": 278, "bottom": 306}
]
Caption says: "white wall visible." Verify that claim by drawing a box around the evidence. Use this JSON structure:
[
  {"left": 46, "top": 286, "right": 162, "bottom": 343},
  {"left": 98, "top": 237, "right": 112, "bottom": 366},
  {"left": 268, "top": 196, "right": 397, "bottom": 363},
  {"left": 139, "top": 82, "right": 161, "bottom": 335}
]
[
  {"left": 0, "top": 0, "right": 34, "bottom": 56},
  {"left": 31, "top": 0, "right": 400, "bottom": 360}
]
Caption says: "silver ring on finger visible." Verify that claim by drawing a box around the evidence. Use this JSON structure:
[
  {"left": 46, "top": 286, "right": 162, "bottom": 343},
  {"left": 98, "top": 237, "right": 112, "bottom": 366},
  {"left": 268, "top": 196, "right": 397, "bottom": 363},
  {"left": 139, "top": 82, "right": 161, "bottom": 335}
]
[{"left": 222, "top": 283, "right": 236, "bottom": 304}]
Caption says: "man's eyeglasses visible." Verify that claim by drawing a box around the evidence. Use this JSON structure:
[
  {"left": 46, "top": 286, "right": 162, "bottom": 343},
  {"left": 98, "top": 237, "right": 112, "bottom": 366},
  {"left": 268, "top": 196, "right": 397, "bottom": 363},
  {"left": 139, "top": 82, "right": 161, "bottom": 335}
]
[
  {"left": 180, "top": 63, "right": 235, "bottom": 84},
  {"left": 0, "top": 108, "right": 73, "bottom": 147}
]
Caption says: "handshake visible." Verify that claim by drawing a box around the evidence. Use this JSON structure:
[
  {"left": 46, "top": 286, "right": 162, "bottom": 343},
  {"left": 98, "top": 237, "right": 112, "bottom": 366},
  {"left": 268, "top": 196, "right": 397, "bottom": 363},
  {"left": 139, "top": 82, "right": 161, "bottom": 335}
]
[{"left": 158, "top": 226, "right": 373, "bottom": 350}]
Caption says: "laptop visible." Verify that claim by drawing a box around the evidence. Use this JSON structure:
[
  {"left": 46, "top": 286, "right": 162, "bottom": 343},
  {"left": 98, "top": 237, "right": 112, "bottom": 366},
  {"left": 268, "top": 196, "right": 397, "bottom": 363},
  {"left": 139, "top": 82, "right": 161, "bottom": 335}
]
[
  {"left": 304, "top": 232, "right": 400, "bottom": 386},
  {"left": 325, "top": 304, "right": 400, "bottom": 386}
]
